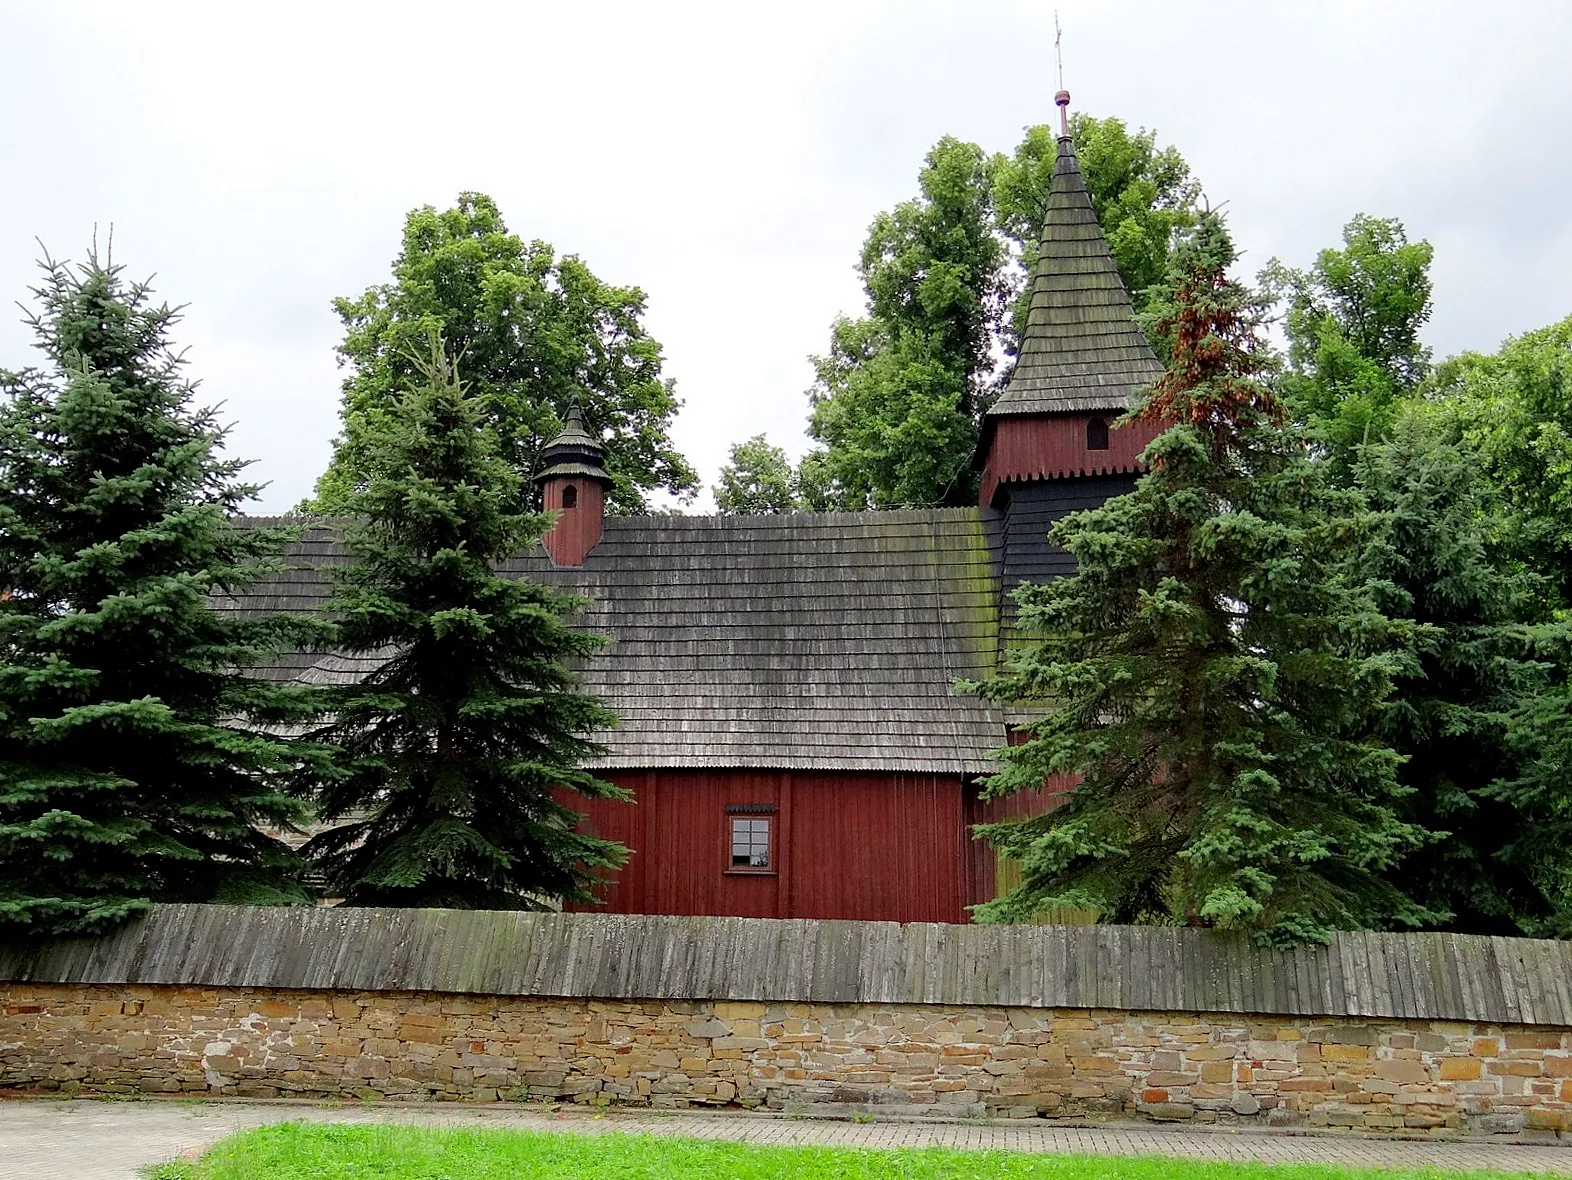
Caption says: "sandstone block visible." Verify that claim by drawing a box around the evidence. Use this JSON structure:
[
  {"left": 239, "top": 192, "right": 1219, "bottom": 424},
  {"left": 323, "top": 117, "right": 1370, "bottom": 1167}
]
[
  {"left": 1071, "top": 1055, "right": 1116, "bottom": 1074},
  {"left": 1144, "top": 1071, "right": 1199, "bottom": 1088},
  {"left": 1142, "top": 1102, "right": 1194, "bottom": 1121},
  {"left": 1198, "top": 1061, "right": 1234, "bottom": 1084},
  {"left": 1440, "top": 1058, "right": 1481, "bottom": 1081},
  {"left": 1506, "top": 1033, "right": 1563, "bottom": 1051},
  {"left": 1488, "top": 1061, "right": 1543, "bottom": 1077},
  {"left": 711, "top": 1036, "right": 767, "bottom": 1051},
  {"left": 1525, "top": 1108, "right": 1567, "bottom": 1131},
  {"left": 1183, "top": 1046, "right": 1238, "bottom": 1062},
  {"left": 1326, "top": 1027, "right": 1378, "bottom": 1046},
  {"left": 1249, "top": 1041, "right": 1295, "bottom": 1062},
  {"left": 1373, "top": 1059, "right": 1429, "bottom": 1084},
  {"left": 714, "top": 1003, "right": 766, "bottom": 1021},
  {"left": 1322, "top": 1044, "right": 1369, "bottom": 1062}
]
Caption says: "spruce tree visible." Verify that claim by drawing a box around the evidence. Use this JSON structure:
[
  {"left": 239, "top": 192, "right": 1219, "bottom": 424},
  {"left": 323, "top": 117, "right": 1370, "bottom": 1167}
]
[
  {"left": 1354, "top": 406, "right": 1555, "bottom": 934},
  {"left": 973, "top": 214, "right": 1434, "bottom": 944},
  {"left": 1490, "top": 663, "right": 1572, "bottom": 938},
  {"left": 0, "top": 250, "right": 318, "bottom": 935},
  {"left": 299, "top": 334, "right": 627, "bottom": 908}
]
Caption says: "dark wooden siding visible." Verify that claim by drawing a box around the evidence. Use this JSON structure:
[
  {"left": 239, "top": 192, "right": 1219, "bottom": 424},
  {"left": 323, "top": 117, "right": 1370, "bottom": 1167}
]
[
  {"left": 568, "top": 770, "right": 968, "bottom": 925},
  {"left": 998, "top": 475, "right": 1138, "bottom": 593}
]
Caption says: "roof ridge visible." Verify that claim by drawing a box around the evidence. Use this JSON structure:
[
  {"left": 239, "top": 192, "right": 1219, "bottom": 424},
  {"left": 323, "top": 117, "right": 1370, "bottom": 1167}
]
[
  {"left": 987, "top": 135, "right": 1162, "bottom": 419},
  {"left": 602, "top": 507, "right": 985, "bottom": 529}
]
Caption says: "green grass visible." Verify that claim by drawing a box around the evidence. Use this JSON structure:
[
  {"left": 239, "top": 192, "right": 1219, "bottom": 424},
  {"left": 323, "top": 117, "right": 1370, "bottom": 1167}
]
[{"left": 146, "top": 1122, "right": 1548, "bottom": 1180}]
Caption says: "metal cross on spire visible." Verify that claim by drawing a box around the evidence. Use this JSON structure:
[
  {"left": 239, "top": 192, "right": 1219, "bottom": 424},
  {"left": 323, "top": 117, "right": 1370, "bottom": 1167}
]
[
  {"left": 1053, "top": 9, "right": 1071, "bottom": 137},
  {"left": 1054, "top": 9, "right": 1064, "bottom": 91}
]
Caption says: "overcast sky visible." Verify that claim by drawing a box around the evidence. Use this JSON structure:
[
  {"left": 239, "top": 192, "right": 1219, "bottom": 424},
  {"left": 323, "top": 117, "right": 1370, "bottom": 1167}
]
[{"left": 3, "top": 1, "right": 1569, "bottom": 512}]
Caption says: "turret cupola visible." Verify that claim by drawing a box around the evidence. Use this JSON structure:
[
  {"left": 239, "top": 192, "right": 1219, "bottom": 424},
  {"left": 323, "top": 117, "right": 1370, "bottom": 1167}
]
[
  {"left": 535, "top": 402, "right": 613, "bottom": 567},
  {"left": 977, "top": 90, "right": 1165, "bottom": 509}
]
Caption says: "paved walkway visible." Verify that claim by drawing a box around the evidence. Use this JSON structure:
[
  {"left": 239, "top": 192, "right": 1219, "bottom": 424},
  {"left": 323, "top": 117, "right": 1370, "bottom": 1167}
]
[{"left": 1, "top": 1099, "right": 1570, "bottom": 1178}]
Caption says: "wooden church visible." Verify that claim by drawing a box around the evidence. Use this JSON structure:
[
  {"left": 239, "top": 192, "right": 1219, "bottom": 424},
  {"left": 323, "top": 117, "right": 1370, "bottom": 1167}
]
[{"left": 241, "top": 99, "right": 1165, "bottom": 925}]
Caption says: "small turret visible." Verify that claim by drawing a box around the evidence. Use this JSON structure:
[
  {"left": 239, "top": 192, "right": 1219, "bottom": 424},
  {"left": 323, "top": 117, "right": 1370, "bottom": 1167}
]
[{"left": 535, "top": 403, "right": 613, "bottom": 567}]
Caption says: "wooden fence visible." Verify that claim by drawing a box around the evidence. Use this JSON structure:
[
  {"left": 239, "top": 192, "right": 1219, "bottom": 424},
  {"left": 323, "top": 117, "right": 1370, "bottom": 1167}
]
[{"left": 3, "top": 905, "right": 1570, "bottom": 1026}]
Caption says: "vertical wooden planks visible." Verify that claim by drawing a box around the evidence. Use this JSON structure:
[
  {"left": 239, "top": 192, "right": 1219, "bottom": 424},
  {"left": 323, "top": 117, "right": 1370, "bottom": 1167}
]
[{"left": 9, "top": 904, "right": 1572, "bottom": 1026}]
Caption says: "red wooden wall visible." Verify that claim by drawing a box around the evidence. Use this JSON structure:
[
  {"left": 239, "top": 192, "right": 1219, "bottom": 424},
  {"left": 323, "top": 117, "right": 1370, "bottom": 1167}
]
[
  {"left": 566, "top": 770, "right": 972, "bottom": 924},
  {"left": 540, "top": 475, "right": 605, "bottom": 566},
  {"left": 962, "top": 774, "right": 1077, "bottom": 910},
  {"left": 980, "top": 414, "right": 1163, "bottom": 508}
]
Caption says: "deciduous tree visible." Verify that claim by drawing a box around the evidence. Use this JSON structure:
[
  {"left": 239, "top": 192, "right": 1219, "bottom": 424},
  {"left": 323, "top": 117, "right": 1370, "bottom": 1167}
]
[
  {"left": 307, "top": 193, "right": 696, "bottom": 515},
  {"left": 713, "top": 434, "right": 800, "bottom": 515},
  {"left": 804, "top": 138, "right": 1003, "bottom": 508},
  {"left": 1264, "top": 215, "right": 1434, "bottom": 474},
  {"left": 1437, "top": 315, "right": 1572, "bottom": 611}
]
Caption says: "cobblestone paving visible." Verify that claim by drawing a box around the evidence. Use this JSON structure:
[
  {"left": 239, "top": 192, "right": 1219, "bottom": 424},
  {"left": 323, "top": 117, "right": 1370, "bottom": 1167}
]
[{"left": 1, "top": 1100, "right": 1569, "bottom": 1179}]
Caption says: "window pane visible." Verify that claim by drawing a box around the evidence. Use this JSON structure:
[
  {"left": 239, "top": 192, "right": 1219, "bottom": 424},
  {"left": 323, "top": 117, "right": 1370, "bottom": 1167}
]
[{"left": 730, "top": 815, "right": 771, "bottom": 869}]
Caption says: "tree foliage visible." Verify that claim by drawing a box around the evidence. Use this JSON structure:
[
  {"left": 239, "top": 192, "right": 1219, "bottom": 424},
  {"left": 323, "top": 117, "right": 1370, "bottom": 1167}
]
[
  {"left": 307, "top": 193, "right": 696, "bottom": 516},
  {"left": 0, "top": 250, "right": 319, "bottom": 935},
  {"left": 1263, "top": 217, "right": 1572, "bottom": 938},
  {"left": 1265, "top": 215, "right": 1434, "bottom": 474},
  {"left": 1437, "top": 315, "right": 1572, "bottom": 611},
  {"left": 297, "top": 333, "right": 627, "bottom": 909},
  {"left": 972, "top": 215, "right": 1432, "bottom": 944},
  {"left": 713, "top": 434, "right": 801, "bottom": 515},
  {"left": 1354, "top": 406, "right": 1555, "bottom": 933},
  {"left": 803, "top": 138, "right": 1004, "bottom": 509}
]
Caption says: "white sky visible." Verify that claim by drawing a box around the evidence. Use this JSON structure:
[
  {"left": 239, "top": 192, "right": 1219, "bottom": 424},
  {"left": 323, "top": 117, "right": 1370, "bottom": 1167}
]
[{"left": 3, "top": 1, "right": 1570, "bottom": 512}]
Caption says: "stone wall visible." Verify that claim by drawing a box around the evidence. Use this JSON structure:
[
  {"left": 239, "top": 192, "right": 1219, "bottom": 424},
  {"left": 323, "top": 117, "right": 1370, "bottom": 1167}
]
[{"left": 5, "top": 982, "right": 1571, "bottom": 1138}]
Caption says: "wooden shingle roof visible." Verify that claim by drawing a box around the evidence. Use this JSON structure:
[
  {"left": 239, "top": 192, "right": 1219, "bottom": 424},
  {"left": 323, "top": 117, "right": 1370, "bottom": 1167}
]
[
  {"left": 226, "top": 511, "right": 1008, "bottom": 775},
  {"left": 989, "top": 136, "right": 1163, "bottom": 418}
]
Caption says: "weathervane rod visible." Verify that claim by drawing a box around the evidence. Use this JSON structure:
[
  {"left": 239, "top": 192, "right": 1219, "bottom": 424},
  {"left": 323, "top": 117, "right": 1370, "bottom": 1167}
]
[
  {"left": 1054, "top": 9, "right": 1064, "bottom": 92},
  {"left": 1053, "top": 10, "right": 1071, "bottom": 138}
]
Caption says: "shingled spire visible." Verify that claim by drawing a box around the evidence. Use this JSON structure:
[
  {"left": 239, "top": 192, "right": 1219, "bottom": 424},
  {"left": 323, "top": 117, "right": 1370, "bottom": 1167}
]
[
  {"left": 977, "top": 93, "right": 1165, "bottom": 507},
  {"left": 992, "top": 137, "right": 1161, "bottom": 418}
]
